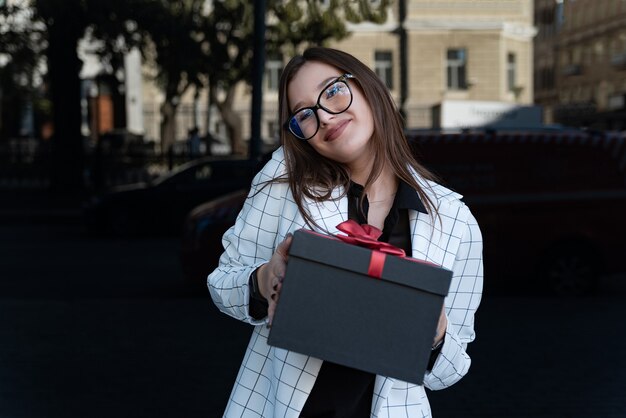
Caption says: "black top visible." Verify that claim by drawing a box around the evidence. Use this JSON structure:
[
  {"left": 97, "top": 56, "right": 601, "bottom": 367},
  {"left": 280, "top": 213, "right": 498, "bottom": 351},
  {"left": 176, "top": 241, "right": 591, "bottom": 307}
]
[{"left": 299, "top": 180, "right": 428, "bottom": 418}]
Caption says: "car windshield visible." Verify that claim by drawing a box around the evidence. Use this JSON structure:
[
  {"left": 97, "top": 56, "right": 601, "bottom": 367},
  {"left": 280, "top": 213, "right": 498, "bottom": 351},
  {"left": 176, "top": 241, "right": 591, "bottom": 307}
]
[{"left": 150, "top": 157, "right": 252, "bottom": 187}]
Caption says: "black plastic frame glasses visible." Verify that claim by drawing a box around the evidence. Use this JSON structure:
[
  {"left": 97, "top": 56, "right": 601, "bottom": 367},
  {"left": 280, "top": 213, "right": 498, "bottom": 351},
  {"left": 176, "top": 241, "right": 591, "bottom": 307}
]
[{"left": 284, "top": 73, "right": 355, "bottom": 141}]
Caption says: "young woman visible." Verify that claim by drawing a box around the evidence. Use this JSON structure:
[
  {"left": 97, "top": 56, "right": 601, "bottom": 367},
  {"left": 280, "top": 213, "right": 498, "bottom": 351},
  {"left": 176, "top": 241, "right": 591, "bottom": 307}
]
[{"left": 208, "top": 47, "right": 483, "bottom": 418}]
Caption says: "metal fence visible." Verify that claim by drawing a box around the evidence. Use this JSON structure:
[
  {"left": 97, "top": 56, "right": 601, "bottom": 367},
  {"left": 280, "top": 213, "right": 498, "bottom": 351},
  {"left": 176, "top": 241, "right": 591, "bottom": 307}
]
[{"left": 0, "top": 137, "right": 200, "bottom": 192}]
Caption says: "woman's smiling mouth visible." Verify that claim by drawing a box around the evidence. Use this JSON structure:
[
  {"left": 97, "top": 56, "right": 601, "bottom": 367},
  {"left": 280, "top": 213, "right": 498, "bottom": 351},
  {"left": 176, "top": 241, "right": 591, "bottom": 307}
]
[{"left": 324, "top": 119, "right": 350, "bottom": 142}]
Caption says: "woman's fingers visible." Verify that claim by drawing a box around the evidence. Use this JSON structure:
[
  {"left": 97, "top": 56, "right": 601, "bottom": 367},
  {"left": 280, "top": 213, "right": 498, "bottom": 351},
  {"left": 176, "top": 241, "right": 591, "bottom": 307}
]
[
  {"left": 433, "top": 305, "right": 447, "bottom": 344},
  {"left": 276, "top": 233, "right": 293, "bottom": 259},
  {"left": 262, "top": 234, "right": 292, "bottom": 326},
  {"left": 267, "top": 282, "right": 283, "bottom": 326},
  {"left": 267, "top": 298, "right": 278, "bottom": 326}
]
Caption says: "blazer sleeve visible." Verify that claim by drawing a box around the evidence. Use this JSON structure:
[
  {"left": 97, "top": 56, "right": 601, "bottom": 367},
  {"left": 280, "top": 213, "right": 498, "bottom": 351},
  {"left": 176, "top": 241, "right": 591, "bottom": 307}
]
[
  {"left": 207, "top": 155, "right": 290, "bottom": 326},
  {"left": 423, "top": 209, "right": 483, "bottom": 390}
]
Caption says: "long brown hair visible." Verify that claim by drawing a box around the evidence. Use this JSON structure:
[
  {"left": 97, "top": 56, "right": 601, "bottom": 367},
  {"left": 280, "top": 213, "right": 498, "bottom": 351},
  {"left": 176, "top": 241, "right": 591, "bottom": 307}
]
[{"left": 276, "top": 47, "right": 439, "bottom": 230}]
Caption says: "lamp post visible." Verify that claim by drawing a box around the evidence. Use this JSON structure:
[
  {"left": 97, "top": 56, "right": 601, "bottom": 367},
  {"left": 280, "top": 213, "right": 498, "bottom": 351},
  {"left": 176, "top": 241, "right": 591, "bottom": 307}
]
[
  {"left": 249, "top": 0, "right": 266, "bottom": 161},
  {"left": 395, "top": 0, "right": 408, "bottom": 124}
]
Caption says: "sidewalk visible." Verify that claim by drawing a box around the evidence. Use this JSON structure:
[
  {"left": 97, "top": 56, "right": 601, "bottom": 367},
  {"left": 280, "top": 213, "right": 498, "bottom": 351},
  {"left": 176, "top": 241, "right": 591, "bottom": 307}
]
[{"left": 1, "top": 218, "right": 625, "bottom": 417}]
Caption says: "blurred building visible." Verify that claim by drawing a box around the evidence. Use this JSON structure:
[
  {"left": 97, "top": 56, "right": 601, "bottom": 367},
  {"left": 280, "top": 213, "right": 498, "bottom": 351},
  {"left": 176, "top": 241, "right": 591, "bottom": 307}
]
[
  {"left": 535, "top": 0, "right": 626, "bottom": 130},
  {"left": 332, "top": 0, "right": 536, "bottom": 128},
  {"left": 82, "top": 1, "right": 537, "bottom": 150},
  {"left": 79, "top": 41, "right": 143, "bottom": 143},
  {"left": 533, "top": 0, "right": 561, "bottom": 125},
  {"left": 246, "top": 0, "right": 537, "bottom": 143}
]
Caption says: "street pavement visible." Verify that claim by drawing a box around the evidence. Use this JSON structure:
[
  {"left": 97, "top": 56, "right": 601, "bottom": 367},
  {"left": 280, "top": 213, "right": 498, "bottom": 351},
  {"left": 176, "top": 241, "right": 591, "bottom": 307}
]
[{"left": 0, "top": 214, "right": 625, "bottom": 417}]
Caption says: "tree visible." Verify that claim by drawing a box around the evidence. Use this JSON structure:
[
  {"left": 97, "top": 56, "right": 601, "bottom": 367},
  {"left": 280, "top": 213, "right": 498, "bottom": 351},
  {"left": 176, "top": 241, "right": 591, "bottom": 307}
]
[
  {"left": 33, "top": 0, "right": 88, "bottom": 190},
  {"left": 76, "top": 0, "right": 210, "bottom": 155},
  {"left": 202, "top": 0, "right": 391, "bottom": 155},
  {"left": 30, "top": 0, "right": 192, "bottom": 189},
  {"left": 5, "top": 0, "right": 390, "bottom": 189},
  {"left": 0, "top": 2, "right": 46, "bottom": 141},
  {"left": 131, "top": 0, "right": 207, "bottom": 154}
]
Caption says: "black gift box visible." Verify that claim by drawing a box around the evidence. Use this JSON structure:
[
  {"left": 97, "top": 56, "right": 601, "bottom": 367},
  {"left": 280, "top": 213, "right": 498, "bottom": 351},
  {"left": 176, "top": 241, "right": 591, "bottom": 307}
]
[{"left": 267, "top": 228, "right": 453, "bottom": 385}]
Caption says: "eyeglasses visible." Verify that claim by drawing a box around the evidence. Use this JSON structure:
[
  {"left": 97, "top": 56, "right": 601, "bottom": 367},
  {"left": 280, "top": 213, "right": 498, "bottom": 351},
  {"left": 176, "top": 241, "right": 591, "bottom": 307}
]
[{"left": 284, "top": 74, "right": 355, "bottom": 141}]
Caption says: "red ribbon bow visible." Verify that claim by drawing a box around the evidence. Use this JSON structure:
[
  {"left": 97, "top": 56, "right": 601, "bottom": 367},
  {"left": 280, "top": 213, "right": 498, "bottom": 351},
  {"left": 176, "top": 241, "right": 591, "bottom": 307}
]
[{"left": 335, "top": 220, "right": 405, "bottom": 279}]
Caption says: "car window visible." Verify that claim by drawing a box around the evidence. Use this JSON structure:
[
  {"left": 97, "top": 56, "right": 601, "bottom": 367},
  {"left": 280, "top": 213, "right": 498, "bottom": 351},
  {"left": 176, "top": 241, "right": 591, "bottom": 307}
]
[
  {"left": 152, "top": 155, "right": 266, "bottom": 188},
  {"left": 155, "top": 161, "right": 219, "bottom": 186},
  {"left": 409, "top": 130, "right": 626, "bottom": 197},
  {"left": 193, "top": 164, "right": 213, "bottom": 182}
]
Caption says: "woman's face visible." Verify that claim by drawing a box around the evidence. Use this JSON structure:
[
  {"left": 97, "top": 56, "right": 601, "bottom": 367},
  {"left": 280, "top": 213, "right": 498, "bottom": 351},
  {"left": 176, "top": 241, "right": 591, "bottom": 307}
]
[{"left": 287, "top": 61, "right": 375, "bottom": 168}]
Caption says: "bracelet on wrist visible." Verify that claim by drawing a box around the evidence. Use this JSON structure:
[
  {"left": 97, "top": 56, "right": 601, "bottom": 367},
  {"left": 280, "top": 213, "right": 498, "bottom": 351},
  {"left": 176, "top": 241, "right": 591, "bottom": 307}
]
[
  {"left": 432, "top": 337, "right": 444, "bottom": 351},
  {"left": 249, "top": 267, "right": 265, "bottom": 301}
]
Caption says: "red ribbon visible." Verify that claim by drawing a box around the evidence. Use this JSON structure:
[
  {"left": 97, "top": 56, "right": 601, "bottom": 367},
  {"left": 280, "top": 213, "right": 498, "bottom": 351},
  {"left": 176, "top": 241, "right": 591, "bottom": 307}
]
[
  {"left": 335, "top": 220, "right": 406, "bottom": 279},
  {"left": 368, "top": 251, "right": 387, "bottom": 279}
]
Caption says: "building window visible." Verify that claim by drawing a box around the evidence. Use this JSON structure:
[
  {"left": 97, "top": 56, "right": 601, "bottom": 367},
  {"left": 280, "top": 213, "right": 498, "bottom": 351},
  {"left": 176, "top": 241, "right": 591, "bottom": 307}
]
[
  {"left": 507, "top": 53, "right": 516, "bottom": 92},
  {"left": 374, "top": 51, "right": 393, "bottom": 89},
  {"left": 446, "top": 48, "right": 467, "bottom": 90},
  {"left": 266, "top": 53, "right": 283, "bottom": 91},
  {"left": 539, "top": 68, "right": 555, "bottom": 91},
  {"left": 555, "top": 0, "right": 565, "bottom": 30}
]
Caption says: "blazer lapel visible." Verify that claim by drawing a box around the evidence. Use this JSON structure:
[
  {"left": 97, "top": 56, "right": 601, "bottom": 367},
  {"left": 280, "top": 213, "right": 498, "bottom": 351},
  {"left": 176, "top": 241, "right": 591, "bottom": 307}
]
[
  {"left": 305, "top": 187, "right": 348, "bottom": 234},
  {"left": 409, "top": 208, "right": 446, "bottom": 264},
  {"left": 408, "top": 209, "right": 427, "bottom": 260}
]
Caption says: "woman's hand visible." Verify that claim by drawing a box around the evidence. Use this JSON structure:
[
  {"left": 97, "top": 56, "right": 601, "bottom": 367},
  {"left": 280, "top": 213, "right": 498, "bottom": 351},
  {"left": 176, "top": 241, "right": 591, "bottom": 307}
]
[
  {"left": 256, "top": 234, "right": 293, "bottom": 325},
  {"left": 433, "top": 305, "right": 447, "bottom": 346}
]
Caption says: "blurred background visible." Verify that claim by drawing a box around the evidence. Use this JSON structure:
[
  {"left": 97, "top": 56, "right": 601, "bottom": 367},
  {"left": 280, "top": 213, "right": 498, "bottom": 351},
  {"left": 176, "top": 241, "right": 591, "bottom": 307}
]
[{"left": 1, "top": 0, "right": 625, "bottom": 417}]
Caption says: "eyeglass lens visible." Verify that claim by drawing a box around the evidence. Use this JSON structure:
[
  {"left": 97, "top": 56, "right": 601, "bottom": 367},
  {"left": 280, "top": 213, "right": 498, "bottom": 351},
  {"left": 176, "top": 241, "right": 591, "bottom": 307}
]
[{"left": 289, "top": 80, "right": 352, "bottom": 140}]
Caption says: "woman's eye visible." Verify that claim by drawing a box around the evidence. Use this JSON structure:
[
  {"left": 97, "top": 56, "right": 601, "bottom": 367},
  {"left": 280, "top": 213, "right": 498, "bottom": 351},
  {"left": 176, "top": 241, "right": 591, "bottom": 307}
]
[
  {"left": 297, "top": 109, "right": 314, "bottom": 122},
  {"left": 325, "top": 83, "right": 342, "bottom": 99}
]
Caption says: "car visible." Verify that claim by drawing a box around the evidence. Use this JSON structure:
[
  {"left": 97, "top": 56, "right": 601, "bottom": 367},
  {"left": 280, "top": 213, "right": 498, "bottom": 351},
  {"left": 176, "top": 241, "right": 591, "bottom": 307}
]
[
  {"left": 83, "top": 156, "right": 267, "bottom": 237},
  {"left": 180, "top": 128, "right": 626, "bottom": 296},
  {"left": 179, "top": 188, "right": 249, "bottom": 283},
  {"left": 408, "top": 127, "right": 626, "bottom": 296}
]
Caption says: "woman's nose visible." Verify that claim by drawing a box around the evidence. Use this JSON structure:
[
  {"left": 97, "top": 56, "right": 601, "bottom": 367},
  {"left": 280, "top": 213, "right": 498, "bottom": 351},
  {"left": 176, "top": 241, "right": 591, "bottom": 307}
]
[{"left": 317, "top": 108, "right": 334, "bottom": 126}]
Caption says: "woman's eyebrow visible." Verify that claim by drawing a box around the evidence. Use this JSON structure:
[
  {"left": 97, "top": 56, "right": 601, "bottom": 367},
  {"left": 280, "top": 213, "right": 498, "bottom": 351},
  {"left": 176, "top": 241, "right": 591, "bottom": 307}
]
[
  {"left": 291, "top": 75, "right": 342, "bottom": 111},
  {"left": 317, "top": 75, "right": 339, "bottom": 89}
]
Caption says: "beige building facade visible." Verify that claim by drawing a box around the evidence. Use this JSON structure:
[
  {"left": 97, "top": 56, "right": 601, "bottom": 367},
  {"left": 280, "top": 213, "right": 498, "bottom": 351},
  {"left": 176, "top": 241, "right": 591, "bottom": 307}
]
[
  {"left": 142, "top": 1, "right": 536, "bottom": 149},
  {"left": 335, "top": 0, "right": 536, "bottom": 128},
  {"left": 300, "top": 0, "right": 535, "bottom": 136}
]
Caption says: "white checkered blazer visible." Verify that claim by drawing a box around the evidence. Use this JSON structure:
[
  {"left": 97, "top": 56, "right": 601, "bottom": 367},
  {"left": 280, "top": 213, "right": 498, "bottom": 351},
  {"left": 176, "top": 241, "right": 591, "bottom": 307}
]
[{"left": 208, "top": 147, "right": 483, "bottom": 418}]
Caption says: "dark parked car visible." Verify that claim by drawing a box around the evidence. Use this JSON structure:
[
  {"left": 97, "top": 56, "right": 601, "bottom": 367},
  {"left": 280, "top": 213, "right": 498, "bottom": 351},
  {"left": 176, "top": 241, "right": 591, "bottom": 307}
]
[
  {"left": 83, "top": 156, "right": 266, "bottom": 237},
  {"left": 408, "top": 128, "right": 626, "bottom": 295},
  {"left": 181, "top": 128, "right": 626, "bottom": 295},
  {"left": 180, "top": 188, "right": 249, "bottom": 283}
]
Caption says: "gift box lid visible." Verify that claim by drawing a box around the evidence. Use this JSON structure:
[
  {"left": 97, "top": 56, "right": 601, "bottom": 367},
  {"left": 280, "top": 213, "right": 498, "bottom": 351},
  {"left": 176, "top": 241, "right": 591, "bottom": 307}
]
[{"left": 289, "top": 229, "right": 452, "bottom": 296}]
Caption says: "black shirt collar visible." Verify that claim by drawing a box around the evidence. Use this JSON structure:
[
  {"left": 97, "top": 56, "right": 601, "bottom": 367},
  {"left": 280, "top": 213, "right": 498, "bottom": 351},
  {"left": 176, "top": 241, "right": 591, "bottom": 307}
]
[{"left": 395, "top": 179, "right": 428, "bottom": 214}]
